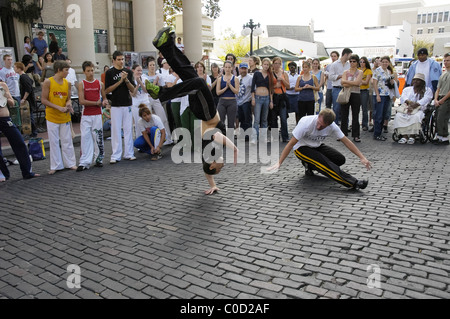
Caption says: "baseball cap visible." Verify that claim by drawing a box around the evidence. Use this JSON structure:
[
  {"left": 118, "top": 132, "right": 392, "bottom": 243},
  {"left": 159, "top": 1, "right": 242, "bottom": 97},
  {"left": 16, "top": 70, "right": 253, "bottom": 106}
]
[
  {"left": 418, "top": 48, "right": 428, "bottom": 56},
  {"left": 240, "top": 62, "right": 249, "bottom": 69}
]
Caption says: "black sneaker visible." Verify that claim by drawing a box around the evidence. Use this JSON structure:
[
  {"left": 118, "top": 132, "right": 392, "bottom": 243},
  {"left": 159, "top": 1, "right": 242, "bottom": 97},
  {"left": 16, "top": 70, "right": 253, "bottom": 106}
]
[
  {"left": 433, "top": 140, "right": 449, "bottom": 146},
  {"left": 152, "top": 27, "right": 175, "bottom": 48},
  {"left": 95, "top": 162, "right": 103, "bottom": 168},
  {"left": 354, "top": 180, "right": 369, "bottom": 190}
]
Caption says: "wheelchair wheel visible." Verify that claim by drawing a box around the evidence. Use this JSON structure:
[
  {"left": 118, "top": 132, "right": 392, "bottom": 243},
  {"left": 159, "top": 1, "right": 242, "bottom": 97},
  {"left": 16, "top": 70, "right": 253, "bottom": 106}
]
[
  {"left": 392, "top": 130, "right": 400, "bottom": 142},
  {"left": 428, "top": 111, "right": 437, "bottom": 142},
  {"left": 419, "top": 130, "right": 427, "bottom": 144}
]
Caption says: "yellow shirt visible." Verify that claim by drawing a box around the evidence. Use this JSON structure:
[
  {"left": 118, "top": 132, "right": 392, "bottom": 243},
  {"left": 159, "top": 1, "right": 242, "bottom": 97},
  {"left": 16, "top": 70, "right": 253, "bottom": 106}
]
[
  {"left": 45, "top": 77, "right": 71, "bottom": 124},
  {"left": 360, "top": 68, "right": 373, "bottom": 90}
]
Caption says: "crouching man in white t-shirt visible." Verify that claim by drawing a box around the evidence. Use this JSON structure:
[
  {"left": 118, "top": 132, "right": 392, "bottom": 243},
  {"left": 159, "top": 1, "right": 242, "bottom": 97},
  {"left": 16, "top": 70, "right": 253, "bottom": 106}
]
[{"left": 268, "top": 109, "right": 372, "bottom": 190}]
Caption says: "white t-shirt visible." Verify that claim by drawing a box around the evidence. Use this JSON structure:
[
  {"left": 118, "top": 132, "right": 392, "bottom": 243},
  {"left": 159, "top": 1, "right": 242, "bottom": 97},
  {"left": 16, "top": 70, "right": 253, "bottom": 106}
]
[
  {"left": 137, "top": 114, "right": 165, "bottom": 135},
  {"left": 0, "top": 67, "right": 20, "bottom": 97},
  {"left": 287, "top": 73, "right": 300, "bottom": 95},
  {"left": 415, "top": 60, "right": 431, "bottom": 88},
  {"left": 132, "top": 75, "right": 150, "bottom": 106},
  {"left": 237, "top": 74, "right": 253, "bottom": 105},
  {"left": 292, "top": 115, "right": 345, "bottom": 149}
]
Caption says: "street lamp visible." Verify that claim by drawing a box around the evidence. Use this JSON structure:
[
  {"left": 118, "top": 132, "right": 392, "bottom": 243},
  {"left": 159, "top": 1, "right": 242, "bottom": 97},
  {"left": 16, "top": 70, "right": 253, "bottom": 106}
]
[{"left": 242, "top": 19, "right": 263, "bottom": 56}]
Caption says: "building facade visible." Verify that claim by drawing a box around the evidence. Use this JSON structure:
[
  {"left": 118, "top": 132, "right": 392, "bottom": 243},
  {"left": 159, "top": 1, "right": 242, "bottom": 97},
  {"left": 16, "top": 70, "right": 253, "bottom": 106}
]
[
  {"left": 379, "top": 0, "right": 450, "bottom": 56},
  {"left": 1, "top": 0, "right": 205, "bottom": 71}
]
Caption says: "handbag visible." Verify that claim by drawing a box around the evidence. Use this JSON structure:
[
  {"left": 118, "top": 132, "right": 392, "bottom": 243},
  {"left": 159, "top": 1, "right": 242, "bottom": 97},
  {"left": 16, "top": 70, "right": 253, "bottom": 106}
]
[{"left": 337, "top": 87, "right": 351, "bottom": 105}]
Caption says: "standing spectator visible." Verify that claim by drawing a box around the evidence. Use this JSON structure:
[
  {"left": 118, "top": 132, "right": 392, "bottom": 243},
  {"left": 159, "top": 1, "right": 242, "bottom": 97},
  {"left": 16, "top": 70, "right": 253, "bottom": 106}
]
[
  {"left": 48, "top": 33, "right": 59, "bottom": 56},
  {"left": 40, "top": 52, "right": 55, "bottom": 82},
  {"left": 251, "top": 58, "right": 273, "bottom": 144},
  {"left": 328, "top": 48, "right": 353, "bottom": 124},
  {"left": 433, "top": 53, "right": 450, "bottom": 145},
  {"left": 236, "top": 62, "right": 253, "bottom": 134},
  {"left": 0, "top": 82, "right": 39, "bottom": 181},
  {"left": 176, "top": 37, "right": 185, "bottom": 53},
  {"left": 341, "top": 55, "right": 363, "bottom": 143},
  {"left": 210, "top": 63, "right": 221, "bottom": 107},
  {"left": 14, "top": 62, "right": 38, "bottom": 138},
  {"left": 77, "top": 61, "right": 109, "bottom": 171},
  {"left": 324, "top": 51, "right": 339, "bottom": 110},
  {"left": 105, "top": 51, "right": 136, "bottom": 164},
  {"left": 359, "top": 56, "right": 373, "bottom": 131},
  {"left": 406, "top": 48, "right": 442, "bottom": 94},
  {"left": 31, "top": 31, "right": 48, "bottom": 57},
  {"left": 217, "top": 61, "right": 239, "bottom": 129},
  {"left": 224, "top": 53, "right": 239, "bottom": 76},
  {"left": 372, "top": 56, "right": 396, "bottom": 141},
  {"left": 131, "top": 64, "right": 150, "bottom": 138},
  {"left": 368, "top": 57, "right": 381, "bottom": 132},
  {"left": 312, "top": 58, "right": 325, "bottom": 114},
  {"left": 53, "top": 47, "right": 67, "bottom": 61},
  {"left": 271, "top": 57, "right": 290, "bottom": 142},
  {"left": 23, "top": 36, "right": 32, "bottom": 56},
  {"left": 147, "top": 60, "right": 174, "bottom": 145},
  {"left": 295, "top": 61, "right": 320, "bottom": 123},
  {"left": 0, "top": 55, "right": 21, "bottom": 103},
  {"left": 248, "top": 56, "right": 261, "bottom": 75},
  {"left": 286, "top": 62, "right": 300, "bottom": 118},
  {"left": 41, "top": 61, "right": 77, "bottom": 174}
]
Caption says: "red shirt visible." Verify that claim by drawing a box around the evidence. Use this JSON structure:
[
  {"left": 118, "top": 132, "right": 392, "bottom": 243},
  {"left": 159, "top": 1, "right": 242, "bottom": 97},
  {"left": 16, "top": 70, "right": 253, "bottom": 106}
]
[{"left": 82, "top": 79, "right": 102, "bottom": 116}]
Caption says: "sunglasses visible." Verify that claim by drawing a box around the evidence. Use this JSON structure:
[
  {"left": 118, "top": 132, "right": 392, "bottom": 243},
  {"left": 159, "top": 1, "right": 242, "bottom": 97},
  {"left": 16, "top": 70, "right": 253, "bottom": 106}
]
[{"left": 350, "top": 60, "right": 358, "bottom": 63}]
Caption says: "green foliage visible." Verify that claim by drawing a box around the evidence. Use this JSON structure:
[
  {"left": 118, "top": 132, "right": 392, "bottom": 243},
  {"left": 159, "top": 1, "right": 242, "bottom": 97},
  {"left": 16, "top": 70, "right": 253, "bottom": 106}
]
[
  {"left": 1, "top": 0, "right": 43, "bottom": 25},
  {"left": 219, "top": 37, "right": 251, "bottom": 62},
  {"left": 413, "top": 39, "right": 434, "bottom": 56},
  {"left": 163, "top": 0, "right": 221, "bottom": 27}
]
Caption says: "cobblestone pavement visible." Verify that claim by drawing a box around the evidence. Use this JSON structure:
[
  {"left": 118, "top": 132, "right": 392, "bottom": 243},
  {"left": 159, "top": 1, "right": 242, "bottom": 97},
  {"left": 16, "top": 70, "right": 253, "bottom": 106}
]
[{"left": 1, "top": 118, "right": 449, "bottom": 299}]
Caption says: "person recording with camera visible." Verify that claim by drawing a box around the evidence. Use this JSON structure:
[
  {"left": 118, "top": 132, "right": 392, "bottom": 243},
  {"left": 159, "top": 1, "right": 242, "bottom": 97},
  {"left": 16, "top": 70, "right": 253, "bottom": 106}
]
[{"left": 372, "top": 56, "right": 397, "bottom": 141}]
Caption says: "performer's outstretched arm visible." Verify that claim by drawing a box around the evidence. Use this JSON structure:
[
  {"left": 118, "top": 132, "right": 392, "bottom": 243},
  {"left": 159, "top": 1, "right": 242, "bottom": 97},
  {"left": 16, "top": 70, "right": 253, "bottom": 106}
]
[{"left": 267, "top": 137, "right": 298, "bottom": 171}]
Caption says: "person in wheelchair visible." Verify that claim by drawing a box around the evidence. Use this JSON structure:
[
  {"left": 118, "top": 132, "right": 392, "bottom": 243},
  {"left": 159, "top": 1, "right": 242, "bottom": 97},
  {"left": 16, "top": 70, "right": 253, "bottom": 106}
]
[{"left": 393, "top": 73, "right": 433, "bottom": 144}]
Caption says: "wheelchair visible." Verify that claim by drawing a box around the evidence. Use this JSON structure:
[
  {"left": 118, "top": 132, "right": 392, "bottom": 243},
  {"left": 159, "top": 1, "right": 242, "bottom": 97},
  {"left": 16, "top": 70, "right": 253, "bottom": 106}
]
[{"left": 392, "top": 104, "right": 436, "bottom": 144}]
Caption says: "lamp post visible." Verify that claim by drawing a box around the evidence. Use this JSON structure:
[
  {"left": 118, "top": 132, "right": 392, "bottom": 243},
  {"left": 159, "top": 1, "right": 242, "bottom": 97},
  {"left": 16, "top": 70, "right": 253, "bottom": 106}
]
[{"left": 242, "top": 19, "right": 263, "bottom": 56}]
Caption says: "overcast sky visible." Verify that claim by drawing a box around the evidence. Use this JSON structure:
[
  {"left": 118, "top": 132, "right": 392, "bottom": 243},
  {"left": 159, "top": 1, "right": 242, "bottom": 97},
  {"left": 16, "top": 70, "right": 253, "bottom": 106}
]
[{"left": 213, "top": 0, "right": 450, "bottom": 39}]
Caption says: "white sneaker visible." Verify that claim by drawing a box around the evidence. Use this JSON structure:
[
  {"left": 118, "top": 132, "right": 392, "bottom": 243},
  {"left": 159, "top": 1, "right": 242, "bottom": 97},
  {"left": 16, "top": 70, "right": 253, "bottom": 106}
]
[
  {"left": 110, "top": 159, "right": 118, "bottom": 164},
  {"left": 407, "top": 138, "right": 415, "bottom": 145},
  {"left": 125, "top": 157, "right": 137, "bottom": 161},
  {"left": 398, "top": 138, "right": 407, "bottom": 144}
]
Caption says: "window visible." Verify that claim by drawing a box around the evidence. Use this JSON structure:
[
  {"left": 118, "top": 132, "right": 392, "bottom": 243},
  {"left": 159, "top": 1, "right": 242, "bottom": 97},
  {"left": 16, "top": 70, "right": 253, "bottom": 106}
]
[
  {"left": 417, "top": 29, "right": 423, "bottom": 34},
  {"left": 433, "top": 13, "right": 437, "bottom": 23},
  {"left": 428, "top": 28, "right": 434, "bottom": 34},
  {"left": 438, "top": 27, "right": 445, "bottom": 33},
  {"left": 417, "top": 14, "right": 422, "bottom": 24},
  {"left": 113, "top": 0, "right": 134, "bottom": 52},
  {"left": 439, "top": 12, "right": 443, "bottom": 22},
  {"left": 445, "top": 12, "right": 449, "bottom": 22},
  {"left": 427, "top": 13, "right": 432, "bottom": 23}
]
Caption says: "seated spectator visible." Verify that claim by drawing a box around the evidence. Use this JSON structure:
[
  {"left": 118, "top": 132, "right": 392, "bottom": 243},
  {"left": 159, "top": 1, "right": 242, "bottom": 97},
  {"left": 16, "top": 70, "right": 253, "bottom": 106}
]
[
  {"left": 53, "top": 48, "right": 67, "bottom": 61},
  {"left": 133, "top": 104, "right": 166, "bottom": 161},
  {"left": 393, "top": 73, "right": 433, "bottom": 144}
]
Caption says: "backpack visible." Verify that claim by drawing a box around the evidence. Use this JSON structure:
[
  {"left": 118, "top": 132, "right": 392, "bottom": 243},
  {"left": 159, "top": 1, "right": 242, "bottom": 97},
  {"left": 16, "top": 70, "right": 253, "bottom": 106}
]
[{"left": 28, "top": 138, "right": 46, "bottom": 161}]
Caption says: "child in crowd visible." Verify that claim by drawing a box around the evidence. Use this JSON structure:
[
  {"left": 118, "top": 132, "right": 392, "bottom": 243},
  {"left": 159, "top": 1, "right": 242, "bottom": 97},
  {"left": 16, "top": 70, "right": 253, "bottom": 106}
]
[
  {"left": 77, "top": 61, "right": 109, "bottom": 172},
  {"left": 40, "top": 60, "right": 77, "bottom": 175},
  {"left": 133, "top": 104, "right": 166, "bottom": 161}
]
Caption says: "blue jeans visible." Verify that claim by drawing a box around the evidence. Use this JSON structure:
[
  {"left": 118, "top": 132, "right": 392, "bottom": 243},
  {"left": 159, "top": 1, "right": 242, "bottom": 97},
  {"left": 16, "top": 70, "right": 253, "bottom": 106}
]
[
  {"left": 0, "top": 117, "right": 34, "bottom": 179},
  {"left": 373, "top": 95, "right": 390, "bottom": 137},
  {"left": 238, "top": 101, "right": 252, "bottom": 132},
  {"left": 253, "top": 95, "right": 270, "bottom": 140},
  {"left": 360, "top": 89, "right": 370, "bottom": 129},
  {"left": 134, "top": 131, "right": 156, "bottom": 154},
  {"left": 332, "top": 87, "right": 342, "bottom": 124}
]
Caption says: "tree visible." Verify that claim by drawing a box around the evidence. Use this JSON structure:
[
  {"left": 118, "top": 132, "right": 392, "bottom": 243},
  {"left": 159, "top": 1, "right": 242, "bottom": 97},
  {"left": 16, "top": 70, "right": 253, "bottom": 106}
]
[
  {"left": 163, "top": 0, "right": 221, "bottom": 27},
  {"left": 413, "top": 39, "right": 434, "bottom": 57},
  {"left": 219, "top": 37, "right": 251, "bottom": 62}
]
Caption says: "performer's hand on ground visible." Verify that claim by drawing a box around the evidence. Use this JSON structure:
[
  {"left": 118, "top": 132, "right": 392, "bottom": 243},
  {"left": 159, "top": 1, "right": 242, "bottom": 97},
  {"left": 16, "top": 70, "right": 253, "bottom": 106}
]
[
  {"left": 205, "top": 187, "right": 220, "bottom": 195},
  {"left": 267, "top": 162, "right": 281, "bottom": 172},
  {"left": 361, "top": 158, "right": 372, "bottom": 171}
]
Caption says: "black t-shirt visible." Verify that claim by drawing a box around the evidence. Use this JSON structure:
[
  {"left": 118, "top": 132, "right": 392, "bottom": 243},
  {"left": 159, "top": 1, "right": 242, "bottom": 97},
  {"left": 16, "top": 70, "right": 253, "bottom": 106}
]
[
  {"left": 202, "top": 121, "right": 226, "bottom": 164},
  {"left": 19, "top": 74, "right": 36, "bottom": 110},
  {"left": 105, "top": 67, "right": 135, "bottom": 107}
]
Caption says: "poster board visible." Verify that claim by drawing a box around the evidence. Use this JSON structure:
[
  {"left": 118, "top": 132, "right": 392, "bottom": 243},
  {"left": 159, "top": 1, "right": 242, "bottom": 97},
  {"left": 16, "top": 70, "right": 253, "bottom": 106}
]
[{"left": 32, "top": 24, "right": 109, "bottom": 55}]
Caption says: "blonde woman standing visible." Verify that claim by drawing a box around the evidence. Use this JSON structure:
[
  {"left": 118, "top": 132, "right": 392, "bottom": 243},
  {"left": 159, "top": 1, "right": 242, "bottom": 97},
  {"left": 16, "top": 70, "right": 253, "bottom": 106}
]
[{"left": 251, "top": 58, "right": 274, "bottom": 143}]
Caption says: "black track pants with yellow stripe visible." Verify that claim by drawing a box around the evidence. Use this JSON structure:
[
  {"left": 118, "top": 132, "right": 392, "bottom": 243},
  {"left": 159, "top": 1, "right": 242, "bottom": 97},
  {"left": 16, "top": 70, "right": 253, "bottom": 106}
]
[{"left": 295, "top": 145, "right": 357, "bottom": 188}]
